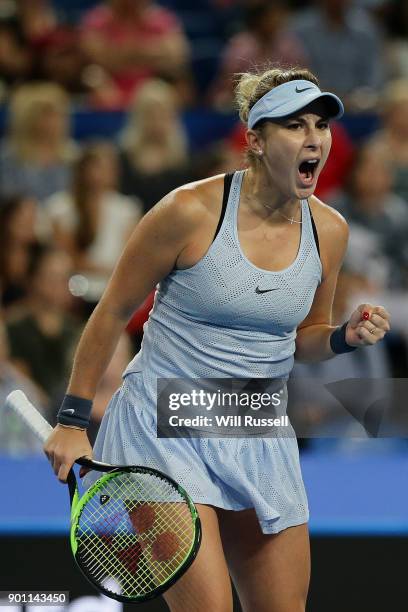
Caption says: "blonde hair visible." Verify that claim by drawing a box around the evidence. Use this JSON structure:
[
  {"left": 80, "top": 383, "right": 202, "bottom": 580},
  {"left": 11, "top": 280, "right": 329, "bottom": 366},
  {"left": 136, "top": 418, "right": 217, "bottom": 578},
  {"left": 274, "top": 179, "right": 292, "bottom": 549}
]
[
  {"left": 121, "top": 79, "right": 188, "bottom": 169},
  {"left": 234, "top": 66, "right": 319, "bottom": 166},
  {"left": 8, "top": 82, "right": 74, "bottom": 162}
]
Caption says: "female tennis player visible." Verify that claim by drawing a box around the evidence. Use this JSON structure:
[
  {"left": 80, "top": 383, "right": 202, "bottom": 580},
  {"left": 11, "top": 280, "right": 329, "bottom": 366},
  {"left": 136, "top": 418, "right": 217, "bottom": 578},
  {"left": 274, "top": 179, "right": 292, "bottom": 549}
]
[{"left": 44, "top": 67, "right": 391, "bottom": 612}]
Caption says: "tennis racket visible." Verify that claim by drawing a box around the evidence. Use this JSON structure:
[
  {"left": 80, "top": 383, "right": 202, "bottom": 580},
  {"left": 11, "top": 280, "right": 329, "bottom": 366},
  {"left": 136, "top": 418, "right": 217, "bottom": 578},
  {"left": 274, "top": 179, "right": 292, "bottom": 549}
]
[{"left": 5, "top": 390, "right": 201, "bottom": 603}]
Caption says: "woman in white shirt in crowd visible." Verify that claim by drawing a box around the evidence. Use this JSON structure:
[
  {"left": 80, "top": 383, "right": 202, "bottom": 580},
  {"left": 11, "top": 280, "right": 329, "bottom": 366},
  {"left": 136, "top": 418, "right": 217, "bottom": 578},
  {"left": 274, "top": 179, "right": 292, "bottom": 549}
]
[{"left": 46, "top": 142, "right": 142, "bottom": 301}]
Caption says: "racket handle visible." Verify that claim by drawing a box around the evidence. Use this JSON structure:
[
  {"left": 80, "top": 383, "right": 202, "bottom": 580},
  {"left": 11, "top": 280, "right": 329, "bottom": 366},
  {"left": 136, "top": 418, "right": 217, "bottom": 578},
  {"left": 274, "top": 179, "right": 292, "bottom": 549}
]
[
  {"left": 5, "top": 390, "right": 117, "bottom": 472},
  {"left": 5, "top": 390, "right": 53, "bottom": 443}
]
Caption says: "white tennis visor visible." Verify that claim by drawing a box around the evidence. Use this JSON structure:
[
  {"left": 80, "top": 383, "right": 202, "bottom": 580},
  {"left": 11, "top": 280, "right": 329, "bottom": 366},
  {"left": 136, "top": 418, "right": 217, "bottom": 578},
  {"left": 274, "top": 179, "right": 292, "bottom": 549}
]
[{"left": 247, "top": 79, "right": 344, "bottom": 129}]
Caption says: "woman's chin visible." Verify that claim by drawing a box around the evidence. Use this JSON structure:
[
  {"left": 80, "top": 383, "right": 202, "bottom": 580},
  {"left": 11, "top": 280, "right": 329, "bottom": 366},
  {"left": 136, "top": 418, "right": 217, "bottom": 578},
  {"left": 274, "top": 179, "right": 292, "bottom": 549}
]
[
  {"left": 294, "top": 183, "right": 316, "bottom": 199},
  {"left": 291, "top": 173, "right": 318, "bottom": 199}
]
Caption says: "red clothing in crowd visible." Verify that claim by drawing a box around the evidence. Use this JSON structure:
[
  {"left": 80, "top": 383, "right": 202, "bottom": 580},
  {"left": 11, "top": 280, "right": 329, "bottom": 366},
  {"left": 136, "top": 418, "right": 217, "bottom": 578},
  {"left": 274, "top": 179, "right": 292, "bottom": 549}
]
[{"left": 81, "top": 3, "right": 185, "bottom": 109}]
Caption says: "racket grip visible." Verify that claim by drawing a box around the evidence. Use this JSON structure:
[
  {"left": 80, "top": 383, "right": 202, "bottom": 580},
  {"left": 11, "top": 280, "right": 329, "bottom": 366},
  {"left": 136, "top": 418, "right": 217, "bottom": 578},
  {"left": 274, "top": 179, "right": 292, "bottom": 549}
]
[{"left": 5, "top": 390, "right": 53, "bottom": 443}]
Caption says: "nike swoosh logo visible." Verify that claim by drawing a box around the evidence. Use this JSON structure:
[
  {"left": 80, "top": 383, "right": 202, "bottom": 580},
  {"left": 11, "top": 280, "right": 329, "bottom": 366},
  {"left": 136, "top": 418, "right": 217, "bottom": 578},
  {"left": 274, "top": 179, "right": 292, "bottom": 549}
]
[
  {"left": 295, "top": 86, "right": 314, "bottom": 93},
  {"left": 62, "top": 408, "right": 75, "bottom": 414},
  {"left": 255, "top": 287, "right": 279, "bottom": 294}
]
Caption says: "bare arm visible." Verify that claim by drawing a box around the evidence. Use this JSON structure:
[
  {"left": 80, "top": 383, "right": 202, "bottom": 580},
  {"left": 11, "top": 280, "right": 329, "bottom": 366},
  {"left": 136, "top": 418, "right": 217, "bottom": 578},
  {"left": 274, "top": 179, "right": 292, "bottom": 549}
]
[
  {"left": 69, "top": 188, "right": 203, "bottom": 395},
  {"left": 295, "top": 202, "right": 349, "bottom": 363},
  {"left": 44, "top": 188, "right": 203, "bottom": 480},
  {"left": 295, "top": 200, "right": 391, "bottom": 362}
]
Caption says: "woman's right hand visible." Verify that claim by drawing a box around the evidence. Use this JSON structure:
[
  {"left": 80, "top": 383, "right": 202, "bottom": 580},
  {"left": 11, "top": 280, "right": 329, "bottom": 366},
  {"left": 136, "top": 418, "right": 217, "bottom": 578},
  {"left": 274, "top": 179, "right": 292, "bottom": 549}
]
[{"left": 44, "top": 425, "right": 93, "bottom": 483}]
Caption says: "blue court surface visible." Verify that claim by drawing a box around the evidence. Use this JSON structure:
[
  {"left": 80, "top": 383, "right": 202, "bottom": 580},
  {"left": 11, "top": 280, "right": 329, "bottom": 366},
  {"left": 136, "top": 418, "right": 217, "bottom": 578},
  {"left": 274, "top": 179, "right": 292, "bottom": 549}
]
[{"left": 1, "top": 445, "right": 407, "bottom": 536}]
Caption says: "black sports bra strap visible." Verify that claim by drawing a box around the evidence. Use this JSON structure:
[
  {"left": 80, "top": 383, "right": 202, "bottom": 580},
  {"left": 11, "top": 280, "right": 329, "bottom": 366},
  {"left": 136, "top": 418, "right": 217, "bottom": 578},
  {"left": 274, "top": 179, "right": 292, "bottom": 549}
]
[
  {"left": 212, "top": 177, "right": 320, "bottom": 257},
  {"left": 308, "top": 202, "right": 320, "bottom": 258},
  {"left": 213, "top": 172, "right": 234, "bottom": 243}
]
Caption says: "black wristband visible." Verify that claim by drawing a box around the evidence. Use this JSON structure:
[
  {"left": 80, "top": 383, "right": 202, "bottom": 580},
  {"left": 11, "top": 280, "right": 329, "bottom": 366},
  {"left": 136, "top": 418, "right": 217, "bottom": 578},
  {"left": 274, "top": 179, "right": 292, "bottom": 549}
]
[
  {"left": 57, "top": 394, "right": 93, "bottom": 429},
  {"left": 330, "top": 321, "right": 357, "bottom": 354}
]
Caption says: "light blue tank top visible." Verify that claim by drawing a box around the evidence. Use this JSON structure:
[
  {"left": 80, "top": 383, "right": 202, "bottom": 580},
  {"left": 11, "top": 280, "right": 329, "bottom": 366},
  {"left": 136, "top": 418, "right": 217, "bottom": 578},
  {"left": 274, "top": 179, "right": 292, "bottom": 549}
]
[{"left": 125, "top": 170, "right": 322, "bottom": 385}]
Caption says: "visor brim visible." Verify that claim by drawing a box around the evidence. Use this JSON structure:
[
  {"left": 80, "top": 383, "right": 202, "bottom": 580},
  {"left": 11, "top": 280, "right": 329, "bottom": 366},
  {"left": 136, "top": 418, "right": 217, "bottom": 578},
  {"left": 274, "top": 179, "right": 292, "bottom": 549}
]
[{"left": 249, "top": 92, "right": 344, "bottom": 129}]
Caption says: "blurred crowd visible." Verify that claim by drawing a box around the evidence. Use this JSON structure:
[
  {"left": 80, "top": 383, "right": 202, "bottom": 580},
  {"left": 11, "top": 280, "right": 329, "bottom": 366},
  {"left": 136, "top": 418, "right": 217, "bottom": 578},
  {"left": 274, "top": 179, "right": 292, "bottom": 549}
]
[{"left": 1, "top": 0, "right": 408, "bottom": 454}]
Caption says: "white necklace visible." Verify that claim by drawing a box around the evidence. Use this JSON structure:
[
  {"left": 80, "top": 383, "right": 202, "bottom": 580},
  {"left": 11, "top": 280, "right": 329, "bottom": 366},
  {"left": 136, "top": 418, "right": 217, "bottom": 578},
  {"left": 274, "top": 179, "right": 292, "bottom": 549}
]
[
  {"left": 244, "top": 170, "right": 302, "bottom": 224},
  {"left": 278, "top": 209, "right": 302, "bottom": 224}
]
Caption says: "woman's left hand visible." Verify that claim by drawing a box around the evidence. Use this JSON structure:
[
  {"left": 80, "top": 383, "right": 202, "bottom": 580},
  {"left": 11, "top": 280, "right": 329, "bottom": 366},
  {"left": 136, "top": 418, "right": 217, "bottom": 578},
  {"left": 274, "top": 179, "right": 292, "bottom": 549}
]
[{"left": 345, "top": 304, "right": 391, "bottom": 347}]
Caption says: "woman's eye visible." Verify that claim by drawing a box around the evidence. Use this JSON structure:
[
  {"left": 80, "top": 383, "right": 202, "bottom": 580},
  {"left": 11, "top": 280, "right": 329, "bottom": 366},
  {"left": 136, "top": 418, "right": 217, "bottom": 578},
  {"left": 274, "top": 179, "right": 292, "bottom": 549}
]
[
  {"left": 318, "top": 122, "right": 329, "bottom": 130},
  {"left": 287, "top": 123, "right": 301, "bottom": 130}
]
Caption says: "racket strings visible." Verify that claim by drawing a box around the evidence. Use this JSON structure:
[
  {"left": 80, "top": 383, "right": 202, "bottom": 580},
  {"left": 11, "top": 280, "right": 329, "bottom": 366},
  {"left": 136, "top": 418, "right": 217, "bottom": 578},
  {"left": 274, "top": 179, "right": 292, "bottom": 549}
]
[
  {"left": 74, "top": 470, "right": 196, "bottom": 598},
  {"left": 79, "top": 507, "right": 179, "bottom": 593}
]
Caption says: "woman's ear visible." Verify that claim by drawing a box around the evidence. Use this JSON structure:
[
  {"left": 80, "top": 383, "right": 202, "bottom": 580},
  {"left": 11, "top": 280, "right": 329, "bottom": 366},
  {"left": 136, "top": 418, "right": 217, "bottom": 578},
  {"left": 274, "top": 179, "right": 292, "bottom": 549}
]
[{"left": 246, "top": 129, "right": 264, "bottom": 156}]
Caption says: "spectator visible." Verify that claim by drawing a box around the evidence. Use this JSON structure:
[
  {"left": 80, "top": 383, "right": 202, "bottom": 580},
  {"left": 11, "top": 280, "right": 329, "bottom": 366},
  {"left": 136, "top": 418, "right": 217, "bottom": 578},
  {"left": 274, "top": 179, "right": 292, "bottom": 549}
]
[
  {"left": 46, "top": 142, "right": 142, "bottom": 301},
  {"left": 0, "top": 1, "right": 32, "bottom": 94},
  {"left": 79, "top": 0, "right": 192, "bottom": 110},
  {"left": 0, "top": 82, "right": 77, "bottom": 204},
  {"left": 191, "top": 139, "right": 244, "bottom": 181},
  {"left": 0, "top": 317, "right": 46, "bottom": 454},
  {"left": 329, "top": 143, "right": 408, "bottom": 289},
  {"left": 33, "top": 26, "right": 86, "bottom": 94},
  {"left": 291, "top": 0, "right": 385, "bottom": 110},
  {"left": 6, "top": 246, "right": 80, "bottom": 409},
  {"left": 369, "top": 79, "right": 408, "bottom": 203},
  {"left": 16, "top": 0, "right": 57, "bottom": 44},
  {"left": 14, "top": 0, "right": 86, "bottom": 94},
  {"left": 0, "top": 196, "right": 42, "bottom": 311},
  {"left": 383, "top": 0, "right": 408, "bottom": 80},
  {"left": 119, "top": 79, "right": 192, "bottom": 211},
  {"left": 210, "top": 1, "right": 307, "bottom": 110}
]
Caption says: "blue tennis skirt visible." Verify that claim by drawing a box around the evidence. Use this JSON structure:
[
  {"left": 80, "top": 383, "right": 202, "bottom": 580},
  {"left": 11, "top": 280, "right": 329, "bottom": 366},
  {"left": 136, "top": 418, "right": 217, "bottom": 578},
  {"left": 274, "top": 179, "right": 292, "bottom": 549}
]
[{"left": 84, "top": 372, "right": 309, "bottom": 534}]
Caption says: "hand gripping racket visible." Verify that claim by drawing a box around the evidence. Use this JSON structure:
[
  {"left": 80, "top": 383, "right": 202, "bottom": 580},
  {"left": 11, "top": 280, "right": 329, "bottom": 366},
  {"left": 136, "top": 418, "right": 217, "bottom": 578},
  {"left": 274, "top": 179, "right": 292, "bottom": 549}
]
[{"left": 5, "top": 390, "right": 201, "bottom": 603}]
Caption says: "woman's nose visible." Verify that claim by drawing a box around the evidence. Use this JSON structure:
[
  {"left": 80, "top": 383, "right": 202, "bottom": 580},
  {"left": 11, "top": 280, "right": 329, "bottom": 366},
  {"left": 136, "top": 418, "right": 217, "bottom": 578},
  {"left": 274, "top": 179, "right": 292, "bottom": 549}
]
[{"left": 304, "top": 129, "right": 322, "bottom": 149}]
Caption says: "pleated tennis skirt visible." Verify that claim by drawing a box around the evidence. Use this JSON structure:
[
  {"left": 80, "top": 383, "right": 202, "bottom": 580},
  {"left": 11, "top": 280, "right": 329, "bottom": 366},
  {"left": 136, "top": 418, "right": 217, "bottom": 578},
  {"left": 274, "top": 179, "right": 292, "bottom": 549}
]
[{"left": 84, "top": 373, "right": 309, "bottom": 534}]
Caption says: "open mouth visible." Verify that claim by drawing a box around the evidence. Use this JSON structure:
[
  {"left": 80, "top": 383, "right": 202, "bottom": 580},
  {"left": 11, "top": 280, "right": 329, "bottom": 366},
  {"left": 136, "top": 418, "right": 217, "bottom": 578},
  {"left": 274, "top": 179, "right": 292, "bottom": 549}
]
[{"left": 298, "top": 159, "right": 319, "bottom": 186}]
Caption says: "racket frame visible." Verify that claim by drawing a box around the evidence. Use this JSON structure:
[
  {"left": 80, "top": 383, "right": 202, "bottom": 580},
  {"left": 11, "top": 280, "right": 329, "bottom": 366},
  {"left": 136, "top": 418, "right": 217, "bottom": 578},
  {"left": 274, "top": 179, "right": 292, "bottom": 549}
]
[
  {"left": 68, "top": 465, "right": 201, "bottom": 603},
  {"left": 6, "top": 390, "right": 202, "bottom": 603}
]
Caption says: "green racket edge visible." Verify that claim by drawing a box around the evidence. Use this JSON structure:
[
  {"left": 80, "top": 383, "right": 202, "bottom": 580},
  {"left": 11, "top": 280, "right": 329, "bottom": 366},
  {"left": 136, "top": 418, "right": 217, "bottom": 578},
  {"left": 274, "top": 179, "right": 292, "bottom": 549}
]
[{"left": 70, "top": 470, "right": 202, "bottom": 603}]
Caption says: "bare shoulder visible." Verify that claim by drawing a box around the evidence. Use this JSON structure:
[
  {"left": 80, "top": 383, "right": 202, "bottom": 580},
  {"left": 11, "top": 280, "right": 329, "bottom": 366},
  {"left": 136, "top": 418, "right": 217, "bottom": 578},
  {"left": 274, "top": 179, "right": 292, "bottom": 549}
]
[
  {"left": 308, "top": 195, "right": 349, "bottom": 273},
  {"left": 147, "top": 174, "right": 225, "bottom": 238},
  {"left": 309, "top": 195, "right": 348, "bottom": 238}
]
